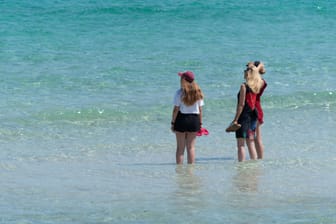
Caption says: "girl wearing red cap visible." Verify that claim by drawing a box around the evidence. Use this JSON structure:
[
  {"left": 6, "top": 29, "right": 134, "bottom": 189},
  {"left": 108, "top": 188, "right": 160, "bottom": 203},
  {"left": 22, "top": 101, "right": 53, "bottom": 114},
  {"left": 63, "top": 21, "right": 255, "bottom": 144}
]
[{"left": 171, "top": 71, "right": 204, "bottom": 164}]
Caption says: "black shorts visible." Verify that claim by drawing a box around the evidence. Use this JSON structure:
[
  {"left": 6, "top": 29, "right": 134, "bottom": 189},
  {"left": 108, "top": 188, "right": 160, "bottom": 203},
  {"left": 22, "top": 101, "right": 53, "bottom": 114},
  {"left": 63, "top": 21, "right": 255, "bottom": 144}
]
[
  {"left": 235, "top": 112, "right": 256, "bottom": 139},
  {"left": 174, "top": 111, "right": 201, "bottom": 132}
]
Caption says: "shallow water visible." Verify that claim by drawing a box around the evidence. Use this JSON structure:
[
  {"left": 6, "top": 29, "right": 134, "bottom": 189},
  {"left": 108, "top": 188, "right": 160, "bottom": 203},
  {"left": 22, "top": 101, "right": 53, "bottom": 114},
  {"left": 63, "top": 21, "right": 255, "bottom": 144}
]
[{"left": 1, "top": 0, "right": 336, "bottom": 223}]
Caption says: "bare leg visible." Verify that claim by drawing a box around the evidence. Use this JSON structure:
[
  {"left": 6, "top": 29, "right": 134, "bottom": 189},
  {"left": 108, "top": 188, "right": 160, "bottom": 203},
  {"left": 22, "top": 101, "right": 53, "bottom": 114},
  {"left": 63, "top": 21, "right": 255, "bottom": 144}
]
[
  {"left": 255, "top": 122, "right": 264, "bottom": 159},
  {"left": 246, "top": 138, "right": 257, "bottom": 160},
  {"left": 175, "top": 132, "right": 186, "bottom": 164},
  {"left": 185, "top": 132, "right": 197, "bottom": 164},
  {"left": 236, "top": 138, "right": 246, "bottom": 162}
]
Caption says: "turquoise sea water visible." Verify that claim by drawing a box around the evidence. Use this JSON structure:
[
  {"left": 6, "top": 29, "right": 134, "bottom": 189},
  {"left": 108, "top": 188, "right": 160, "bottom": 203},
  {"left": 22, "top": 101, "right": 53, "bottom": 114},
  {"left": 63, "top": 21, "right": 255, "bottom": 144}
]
[{"left": 1, "top": 1, "right": 336, "bottom": 223}]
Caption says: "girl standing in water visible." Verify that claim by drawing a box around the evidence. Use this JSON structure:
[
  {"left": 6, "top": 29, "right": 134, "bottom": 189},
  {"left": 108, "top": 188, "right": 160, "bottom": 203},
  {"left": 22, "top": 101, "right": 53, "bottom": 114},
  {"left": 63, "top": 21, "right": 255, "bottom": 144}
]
[
  {"left": 171, "top": 71, "right": 204, "bottom": 164},
  {"left": 253, "top": 61, "right": 267, "bottom": 159},
  {"left": 231, "top": 63, "right": 263, "bottom": 162}
]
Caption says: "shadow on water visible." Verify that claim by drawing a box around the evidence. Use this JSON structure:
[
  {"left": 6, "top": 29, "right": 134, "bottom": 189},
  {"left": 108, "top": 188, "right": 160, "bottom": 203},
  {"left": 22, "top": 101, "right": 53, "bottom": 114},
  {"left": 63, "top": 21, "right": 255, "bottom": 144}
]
[
  {"left": 196, "top": 156, "right": 234, "bottom": 163},
  {"left": 119, "top": 157, "right": 234, "bottom": 167},
  {"left": 120, "top": 162, "right": 177, "bottom": 167}
]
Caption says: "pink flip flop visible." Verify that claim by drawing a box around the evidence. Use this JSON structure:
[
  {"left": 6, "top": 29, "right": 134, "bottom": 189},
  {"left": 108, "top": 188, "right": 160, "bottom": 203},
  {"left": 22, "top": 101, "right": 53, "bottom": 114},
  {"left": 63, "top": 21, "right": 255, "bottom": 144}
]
[{"left": 197, "top": 127, "right": 209, "bottom": 136}]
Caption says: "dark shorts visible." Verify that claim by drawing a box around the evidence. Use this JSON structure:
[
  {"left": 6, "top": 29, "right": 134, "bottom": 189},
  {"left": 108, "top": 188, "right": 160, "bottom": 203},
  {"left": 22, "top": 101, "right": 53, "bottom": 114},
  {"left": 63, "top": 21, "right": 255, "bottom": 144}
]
[
  {"left": 235, "top": 113, "right": 257, "bottom": 139},
  {"left": 174, "top": 111, "right": 200, "bottom": 132}
]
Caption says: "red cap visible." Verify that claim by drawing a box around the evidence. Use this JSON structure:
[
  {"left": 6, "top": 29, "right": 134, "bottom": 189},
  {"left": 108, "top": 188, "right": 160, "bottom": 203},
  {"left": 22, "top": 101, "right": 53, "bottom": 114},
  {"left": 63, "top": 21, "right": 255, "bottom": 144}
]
[{"left": 178, "top": 71, "right": 195, "bottom": 83}]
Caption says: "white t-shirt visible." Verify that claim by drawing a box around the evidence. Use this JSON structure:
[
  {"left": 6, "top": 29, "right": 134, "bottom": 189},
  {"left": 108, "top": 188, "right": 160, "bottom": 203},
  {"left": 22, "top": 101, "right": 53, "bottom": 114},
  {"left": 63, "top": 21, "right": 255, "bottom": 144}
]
[{"left": 173, "top": 89, "right": 204, "bottom": 114}]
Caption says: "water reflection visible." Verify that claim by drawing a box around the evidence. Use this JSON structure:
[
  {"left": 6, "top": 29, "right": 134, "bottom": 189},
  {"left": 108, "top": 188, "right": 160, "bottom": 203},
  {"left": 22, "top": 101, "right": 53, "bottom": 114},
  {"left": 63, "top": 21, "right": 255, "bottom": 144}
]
[
  {"left": 172, "top": 165, "right": 205, "bottom": 214},
  {"left": 174, "top": 165, "right": 202, "bottom": 197},
  {"left": 232, "top": 162, "right": 262, "bottom": 193}
]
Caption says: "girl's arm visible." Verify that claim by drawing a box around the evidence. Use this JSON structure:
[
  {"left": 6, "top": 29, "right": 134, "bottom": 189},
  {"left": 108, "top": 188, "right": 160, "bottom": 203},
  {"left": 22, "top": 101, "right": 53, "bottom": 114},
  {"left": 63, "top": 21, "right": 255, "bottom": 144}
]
[
  {"left": 171, "top": 106, "right": 179, "bottom": 130},
  {"left": 199, "top": 106, "right": 203, "bottom": 127},
  {"left": 233, "top": 84, "right": 246, "bottom": 123}
]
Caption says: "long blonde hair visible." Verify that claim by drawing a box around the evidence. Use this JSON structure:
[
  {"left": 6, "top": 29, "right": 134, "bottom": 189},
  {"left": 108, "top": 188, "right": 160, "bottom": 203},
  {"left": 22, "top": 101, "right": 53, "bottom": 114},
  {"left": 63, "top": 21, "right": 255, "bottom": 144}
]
[
  {"left": 181, "top": 78, "right": 204, "bottom": 106},
  {"left": 245, "top": 62, "right": 263, "bottom": 94}
]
